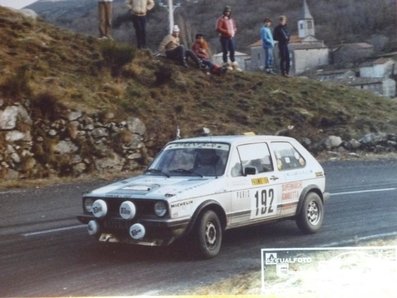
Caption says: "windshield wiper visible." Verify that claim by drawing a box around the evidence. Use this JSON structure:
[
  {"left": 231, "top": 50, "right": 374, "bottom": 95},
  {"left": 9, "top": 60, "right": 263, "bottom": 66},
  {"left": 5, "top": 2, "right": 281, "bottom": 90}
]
[
  {"left": 169, "top": 169, "right": 204, "bottom": 178},
  {"left": 144, "top": 168, "right": 170, "bottom": 178}
]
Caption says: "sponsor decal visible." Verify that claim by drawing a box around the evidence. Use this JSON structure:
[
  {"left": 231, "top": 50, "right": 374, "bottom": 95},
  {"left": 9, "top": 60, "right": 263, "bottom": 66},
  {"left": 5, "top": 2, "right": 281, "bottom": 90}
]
[
  {"left": 170, "top": 200, "right": 193, "bottom": 208},
  {"left": 251, "top": 177, "right": 269, "bottom": 186},
  {"left": 281, "top": 181, "right": 302, "bottom": 201},
  {"left": 315, "top": 171, "right": 324, "bottom": 177},
  {"left": 170, "top": 200, "right": 194, "bottom": 218}
]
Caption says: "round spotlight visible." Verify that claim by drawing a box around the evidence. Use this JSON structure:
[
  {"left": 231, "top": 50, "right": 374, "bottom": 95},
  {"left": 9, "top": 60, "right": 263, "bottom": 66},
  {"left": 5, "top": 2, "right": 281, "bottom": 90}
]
[
  {"left": 119, "top": 201, "right": 137, "bottom": 220},
  {"left": 129, "top": 223, "right": 146, "bottom": 240},
  {"left": 92, "top": 199, "right": 108, "bottom": 218}
]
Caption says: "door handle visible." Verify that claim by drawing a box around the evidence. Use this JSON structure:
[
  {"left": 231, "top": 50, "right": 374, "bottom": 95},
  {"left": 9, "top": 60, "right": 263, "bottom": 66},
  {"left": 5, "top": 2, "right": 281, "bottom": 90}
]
[{"left": 269, "top": 176, "right": 279, "bottom": 181}]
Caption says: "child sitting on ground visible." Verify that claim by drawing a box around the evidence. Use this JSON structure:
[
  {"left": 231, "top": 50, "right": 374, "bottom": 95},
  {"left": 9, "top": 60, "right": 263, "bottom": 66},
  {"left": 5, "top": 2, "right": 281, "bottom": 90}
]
[{"left": 192, "top": 34, "right": 226, "bottom": 75}]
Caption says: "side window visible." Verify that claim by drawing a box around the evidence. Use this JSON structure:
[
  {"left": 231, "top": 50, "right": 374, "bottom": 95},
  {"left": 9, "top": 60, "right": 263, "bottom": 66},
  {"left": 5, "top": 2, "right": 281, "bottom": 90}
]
[
  {"left": 232, "top": 143, "right": 273, "bottom": 177},
  {"left": 271, "top": 142, "right": 306, "bottom": 171}
]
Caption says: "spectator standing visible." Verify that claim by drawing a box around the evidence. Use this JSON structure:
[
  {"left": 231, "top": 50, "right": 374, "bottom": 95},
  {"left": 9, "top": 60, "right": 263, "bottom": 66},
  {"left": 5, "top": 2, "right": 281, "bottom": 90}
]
[
  {"left": 216, "top": 6, "right": 241, "bottom": 71},
  {"left": 260, "top": 18, "right": 275, "bottom": 74},
  {"left": 159, "top": 25, "right": 203, "bottom": 68},
  {"left": 192, "top": 34, "right": 226, "bottom": 75},
  {"left": 273, "top": 15, "right": 291, "bottom": 77},
  {"left": 126, "top": 0, "right": 155, "bottom": 49},
  {"left": 98, "top": 0, "right": 113, "bottom": 39}
]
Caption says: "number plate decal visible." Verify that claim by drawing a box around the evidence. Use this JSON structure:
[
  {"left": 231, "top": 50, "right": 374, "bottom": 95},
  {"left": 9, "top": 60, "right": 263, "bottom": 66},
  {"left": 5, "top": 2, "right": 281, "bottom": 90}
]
[{"left": 251, "top": 188, "right": 277, "bottom": 219}]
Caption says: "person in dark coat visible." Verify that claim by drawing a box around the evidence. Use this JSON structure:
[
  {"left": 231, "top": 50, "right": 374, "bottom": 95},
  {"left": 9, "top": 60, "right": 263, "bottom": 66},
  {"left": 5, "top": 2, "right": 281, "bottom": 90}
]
[{"left": 273, "top": 15, "right": 290, "bottom": 77}]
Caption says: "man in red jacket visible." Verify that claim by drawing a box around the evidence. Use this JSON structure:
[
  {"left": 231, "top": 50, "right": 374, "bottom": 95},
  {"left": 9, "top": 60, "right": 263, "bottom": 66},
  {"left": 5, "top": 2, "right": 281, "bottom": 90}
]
[{"left": 216, "top": 6, "right": 240, "bottom": 71}]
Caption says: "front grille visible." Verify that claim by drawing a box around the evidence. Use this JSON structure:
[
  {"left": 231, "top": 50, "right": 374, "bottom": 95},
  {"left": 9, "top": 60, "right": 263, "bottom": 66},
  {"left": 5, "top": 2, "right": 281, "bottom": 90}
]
[{"left": 103, "top": 218, "right": 131, "bottom": 230}]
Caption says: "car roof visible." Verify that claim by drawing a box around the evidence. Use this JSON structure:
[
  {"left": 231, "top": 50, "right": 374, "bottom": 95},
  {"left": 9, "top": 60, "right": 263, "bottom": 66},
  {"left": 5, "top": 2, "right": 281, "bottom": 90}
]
[{"left": 169, "top": 135, "right": 297, "bottom": 146}]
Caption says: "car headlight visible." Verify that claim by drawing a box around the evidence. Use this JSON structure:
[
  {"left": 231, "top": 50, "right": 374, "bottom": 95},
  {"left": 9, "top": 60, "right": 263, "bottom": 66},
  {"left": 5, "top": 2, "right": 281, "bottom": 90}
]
[
  {"left": 84, "top": 198, "right": 94, "bottom": 213},
  {"left": 154, "top": 201, "right": 167, "bottom": 217}
]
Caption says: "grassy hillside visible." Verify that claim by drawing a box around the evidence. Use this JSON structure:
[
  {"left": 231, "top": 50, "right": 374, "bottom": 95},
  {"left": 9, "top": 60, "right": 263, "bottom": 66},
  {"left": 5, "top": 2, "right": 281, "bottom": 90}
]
[{"left": 1, "top": 6, "right": 397, "bottom": 156}]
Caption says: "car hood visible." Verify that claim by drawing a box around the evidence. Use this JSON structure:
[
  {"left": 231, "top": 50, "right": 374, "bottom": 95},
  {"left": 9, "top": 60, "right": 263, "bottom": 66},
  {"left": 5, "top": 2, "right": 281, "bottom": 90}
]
[{"left": 86, "top": 175, "right": 221, "bottom": 201}]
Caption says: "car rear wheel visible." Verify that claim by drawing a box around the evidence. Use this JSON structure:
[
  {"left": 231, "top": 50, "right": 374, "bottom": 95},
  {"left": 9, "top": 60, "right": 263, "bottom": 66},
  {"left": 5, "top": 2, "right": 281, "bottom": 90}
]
[
  {"left": 296, "top": 192, "right": 324, "bottom": 234},
  {"left": 194, "top": 210, "right": 222, "bottom": 259}
]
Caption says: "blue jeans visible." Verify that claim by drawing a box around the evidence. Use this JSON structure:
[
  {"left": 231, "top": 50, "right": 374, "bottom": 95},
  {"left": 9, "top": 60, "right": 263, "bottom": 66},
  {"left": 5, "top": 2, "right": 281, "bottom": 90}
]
[
  {"left": 263, "top": 47, "right": 273, "bottom": 70},
  {"left": 220, "top": 37, "right": 235, "bottom": 63}
]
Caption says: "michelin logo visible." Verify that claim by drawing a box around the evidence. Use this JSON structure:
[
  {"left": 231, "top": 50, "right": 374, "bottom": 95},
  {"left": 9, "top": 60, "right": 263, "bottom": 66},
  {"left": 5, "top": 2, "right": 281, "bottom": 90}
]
[{"left": 265, "top": 253, "right": 312, "bottom": 265}]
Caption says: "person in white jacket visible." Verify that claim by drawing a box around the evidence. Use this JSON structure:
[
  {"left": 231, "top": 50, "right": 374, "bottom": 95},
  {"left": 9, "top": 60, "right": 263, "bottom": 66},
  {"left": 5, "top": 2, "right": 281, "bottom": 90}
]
[
  {"left": 98, "top": 0, "right": 113, "bottom": 39},
  {"left": 126, "top": 0, "right": 155, "bottom": 49}
]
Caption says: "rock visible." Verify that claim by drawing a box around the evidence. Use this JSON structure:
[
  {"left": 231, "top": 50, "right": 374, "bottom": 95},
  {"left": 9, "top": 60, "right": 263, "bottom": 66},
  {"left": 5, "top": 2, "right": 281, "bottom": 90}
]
[
  {"left": 300, "top": 137, "right": 312, "bottom": 147},
  {"left": 0, "top": 105, "right": 32, "bottom": 130},
  {"left": 348, "top": 152, "right": 360, "bottom": 158},
  {"left": 71, "top": 155, "right": 83, "bottom": 164},
  {"left": 0, "top": 98, "right": 4, "bottom": 108},
  {"left": 5, "top": 169, "right": 19, "bottom": 180},
  {"left": 6, "top": 131, "right": 27, "bottom": 142},
  {"left": 21, "top": 157, "right": 37, "bottom": 172},
  {"left": 36, "top": 136, "right": 44, "bottom": 142},
  {"left": 126, "top": 152, "right": 142, "bottom": 160},
  {"left": 73, "top": 163, "right": 87, "bottom": 175},
  {"left": 84, "top": 124, "right": 95, "bottom": 131},
  {"left": 54, "top": 140, "right": 78, "bottom": 154},
  {"left": 126, "top": 117, "right": 146, "bottom": 136},
  {"left": 11, "top": 152, "right": 21, "bottom": 164},
  {"left": 360, "top": 133, "right": 387, "bottom": 145},
  {"left": 91, "top": 127, "right": 108, "bottom": 139},
  {"left": 67, "top": 121, "right": 80, "bottom": 140},
  {"left": 67, "top": 110, "right": 83, "bottom": 121},
  {"left": 324, "top": 135, "right": 343, "bottom": 149},
  {"left": 95, "top": 153, "right": 124, "bottom": 172},
  {"left": 48, "top": 129, "right": 57, "bottom": 137},
  {"left": 344, "top": 139, "right": 361, "bottom": 150}
]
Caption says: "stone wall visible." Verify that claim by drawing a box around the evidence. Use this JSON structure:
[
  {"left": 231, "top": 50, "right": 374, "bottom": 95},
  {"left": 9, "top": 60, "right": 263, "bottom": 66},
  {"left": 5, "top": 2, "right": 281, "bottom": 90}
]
[{"left": 0, "top": 101, "right": 148, "bottom": 179}]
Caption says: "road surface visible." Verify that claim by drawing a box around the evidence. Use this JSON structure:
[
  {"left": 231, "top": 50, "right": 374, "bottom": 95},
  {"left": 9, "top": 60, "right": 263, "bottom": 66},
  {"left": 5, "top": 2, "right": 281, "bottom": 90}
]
[{"left": 0, "top": 160, "right": 396, "bottom": 296}]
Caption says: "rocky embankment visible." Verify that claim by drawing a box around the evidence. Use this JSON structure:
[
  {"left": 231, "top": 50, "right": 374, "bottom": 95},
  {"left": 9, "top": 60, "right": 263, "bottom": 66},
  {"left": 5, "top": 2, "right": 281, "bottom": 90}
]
[
  {"left": 2, "top": 100, "right": 397, "bottom": 179},
  {"left": 0, "top": 101, "right": 148, "bottom": 179}
]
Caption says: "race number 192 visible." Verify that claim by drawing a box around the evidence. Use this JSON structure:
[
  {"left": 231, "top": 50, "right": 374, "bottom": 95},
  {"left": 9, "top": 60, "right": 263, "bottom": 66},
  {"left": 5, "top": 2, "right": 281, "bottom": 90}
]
[{"left": 255, "top": 189, "right": 274, "bottom": 216}]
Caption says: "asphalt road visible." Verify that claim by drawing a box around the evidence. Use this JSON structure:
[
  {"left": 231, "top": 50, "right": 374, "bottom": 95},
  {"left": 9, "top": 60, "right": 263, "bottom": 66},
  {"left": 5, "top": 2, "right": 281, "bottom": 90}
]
[{"left": 0, "top": 160, "right": 396, "bottom": 296}]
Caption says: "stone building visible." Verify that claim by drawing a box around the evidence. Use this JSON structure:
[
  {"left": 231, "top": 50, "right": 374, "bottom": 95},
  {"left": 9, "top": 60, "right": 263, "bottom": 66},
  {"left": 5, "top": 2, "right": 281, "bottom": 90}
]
[
  {"left": 359, "top": 58, "right": 395, "bottom": 78},
  {"left": 250, "top": 0, "right": 329, "bottom": 75},
  {"left": 336, "top": 77, "right": 396, "bottom": 98}
]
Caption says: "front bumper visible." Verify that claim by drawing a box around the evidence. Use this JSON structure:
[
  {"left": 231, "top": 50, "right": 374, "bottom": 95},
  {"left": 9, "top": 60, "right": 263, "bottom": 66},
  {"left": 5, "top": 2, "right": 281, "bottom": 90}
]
[{"left": 77, "top": 215, "right": 190, "bottom": 246}]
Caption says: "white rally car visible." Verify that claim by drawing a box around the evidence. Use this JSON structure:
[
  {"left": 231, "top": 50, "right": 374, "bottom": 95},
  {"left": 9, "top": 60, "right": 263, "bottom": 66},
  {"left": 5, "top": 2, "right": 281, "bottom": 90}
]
[{"left": 78, "top": 135, "right": 329, "bottom": 258}]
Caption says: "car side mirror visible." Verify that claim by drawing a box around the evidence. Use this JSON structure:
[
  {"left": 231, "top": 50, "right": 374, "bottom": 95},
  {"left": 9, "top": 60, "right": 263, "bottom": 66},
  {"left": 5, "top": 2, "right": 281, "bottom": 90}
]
[{"left": 244, "top": 166, "right": 257, "bottom": 176}]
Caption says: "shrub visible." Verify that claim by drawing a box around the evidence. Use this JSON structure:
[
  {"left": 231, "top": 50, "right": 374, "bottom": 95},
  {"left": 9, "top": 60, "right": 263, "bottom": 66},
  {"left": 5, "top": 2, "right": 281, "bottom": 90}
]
[{"left": 100, "top": 40, "right": 136, "bottom": 76}]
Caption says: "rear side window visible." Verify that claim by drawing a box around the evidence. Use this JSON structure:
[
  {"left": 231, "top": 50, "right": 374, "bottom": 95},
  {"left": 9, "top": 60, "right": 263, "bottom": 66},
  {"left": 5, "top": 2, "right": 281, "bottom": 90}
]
[
  {"left": 232, "top": 143, "right": 273, "bottom": 176},
  {"left": 271, "top": 142, "right": 306, "bottom": 171}
]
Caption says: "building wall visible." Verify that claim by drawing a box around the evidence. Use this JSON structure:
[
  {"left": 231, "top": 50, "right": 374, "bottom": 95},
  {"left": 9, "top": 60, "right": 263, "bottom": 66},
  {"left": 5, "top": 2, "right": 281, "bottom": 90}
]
[
  {"left": 382, "top": 79, "right": 396, "bottom": 98},
  {"left": 360, "top": 62, "right": 395, "bottom": 78},
  {"left": 293, "top": 48, "right": 329, "bottom": 75}
]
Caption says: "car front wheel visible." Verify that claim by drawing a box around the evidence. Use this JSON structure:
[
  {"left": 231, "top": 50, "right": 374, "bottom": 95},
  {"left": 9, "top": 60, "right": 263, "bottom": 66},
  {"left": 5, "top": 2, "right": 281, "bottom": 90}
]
[
  {"left": 195, "top": 210, "right": 222, "bottom": 259},
  {"left": 296, "top": 192, "right": 324, "bottom": 234}
]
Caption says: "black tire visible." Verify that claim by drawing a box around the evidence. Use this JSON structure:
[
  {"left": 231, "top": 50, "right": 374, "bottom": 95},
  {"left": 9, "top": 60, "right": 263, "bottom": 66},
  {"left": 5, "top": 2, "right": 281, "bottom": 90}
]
[
  {"left": 194, "top": 210, "right": 223, "bottom": 259},
  {"left": 296, "top": 192, "right": 324, "bottom": 234}
]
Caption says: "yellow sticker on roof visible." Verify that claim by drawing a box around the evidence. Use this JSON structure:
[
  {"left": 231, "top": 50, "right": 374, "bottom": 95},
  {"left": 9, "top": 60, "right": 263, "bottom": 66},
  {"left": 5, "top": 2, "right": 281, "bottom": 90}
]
[{"left": 251, "top": 177, "right": 269, "bottom": 185}]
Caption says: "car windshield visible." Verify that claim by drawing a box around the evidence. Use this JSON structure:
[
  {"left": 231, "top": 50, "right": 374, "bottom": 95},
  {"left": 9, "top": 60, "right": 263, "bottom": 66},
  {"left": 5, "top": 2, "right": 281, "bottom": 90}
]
[{"left": 147, "top": 142, "right": 230, "bottom": 177}]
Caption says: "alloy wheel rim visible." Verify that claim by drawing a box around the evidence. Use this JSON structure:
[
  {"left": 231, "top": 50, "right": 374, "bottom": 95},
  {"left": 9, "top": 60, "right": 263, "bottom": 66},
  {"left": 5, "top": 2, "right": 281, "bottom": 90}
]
[
  {"left": 307, "top": 201, "right": 320, "bottom": 225},
  {"left": 205, "top": 222, "right": 217, "bottom": 246}
]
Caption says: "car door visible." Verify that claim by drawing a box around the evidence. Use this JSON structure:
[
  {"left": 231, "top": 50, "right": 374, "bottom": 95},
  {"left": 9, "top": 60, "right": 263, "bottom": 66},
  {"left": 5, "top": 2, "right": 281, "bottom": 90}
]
[
  {"left": 227, "top": 142, "right": 283, "bottom": 226},
  {"left": 269, "top": 141, "right": 311, "bottom": 217}
]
